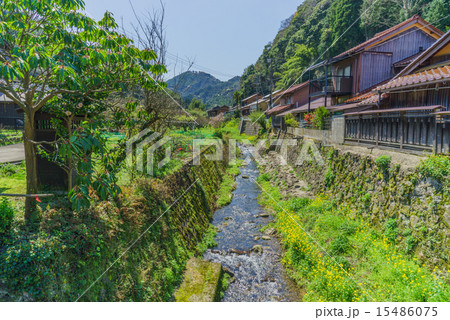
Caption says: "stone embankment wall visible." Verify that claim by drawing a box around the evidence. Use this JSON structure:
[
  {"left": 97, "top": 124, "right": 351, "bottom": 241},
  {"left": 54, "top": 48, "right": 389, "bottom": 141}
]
[
  {"left": 0, "top": 146, "right": 228, "bottom": 302},
  {"left": 268, "top": 133, "right": 449, "bottom": 268}
]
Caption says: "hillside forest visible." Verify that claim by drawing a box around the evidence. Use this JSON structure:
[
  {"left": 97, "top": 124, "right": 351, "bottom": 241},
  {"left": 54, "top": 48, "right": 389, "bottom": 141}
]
[{"left": 238, "top": 0, "right": 450, "bottom": 98}]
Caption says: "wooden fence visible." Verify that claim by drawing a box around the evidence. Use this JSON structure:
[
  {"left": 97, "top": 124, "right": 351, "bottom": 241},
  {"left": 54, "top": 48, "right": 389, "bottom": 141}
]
[{"left": 345, "top": 114, "right": 450, "bottom": 153}]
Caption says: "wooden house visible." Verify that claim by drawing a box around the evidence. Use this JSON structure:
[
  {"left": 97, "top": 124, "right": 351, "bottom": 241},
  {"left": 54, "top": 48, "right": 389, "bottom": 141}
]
[
  {"left": 0, "top": 93, "right": 24, "bottom": 129},
  {"left": 266, "top": 82, "right": 312, "bottom": 128},
  {"left": 240, "top": 93, "right": 263, "bottom": 116},
  {"left": 306, "top": 15, "right": 443, "bottom": 111},
  {"left": 344, "top": 29, "right": 450, "bottom": 153},
  {"left": 207, "top": 105, "right": 229, "bottom": 117}
]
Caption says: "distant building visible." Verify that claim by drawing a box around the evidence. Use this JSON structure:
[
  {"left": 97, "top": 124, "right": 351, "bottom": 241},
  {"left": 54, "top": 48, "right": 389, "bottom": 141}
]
[
  {"left": 207, "top": 105, "right": 229, "bottom": 117},
  {"left": 0, "top": 93, "right": 24, "bottom": 129},
  {"left": 240, "top": 93, "right": 263, "bottom": 116}
]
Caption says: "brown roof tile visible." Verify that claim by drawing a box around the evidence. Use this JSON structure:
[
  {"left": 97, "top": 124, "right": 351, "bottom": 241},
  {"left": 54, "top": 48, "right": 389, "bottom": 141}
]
[{"left": 377, "top": 65, "right": 450, "bottom": 91}]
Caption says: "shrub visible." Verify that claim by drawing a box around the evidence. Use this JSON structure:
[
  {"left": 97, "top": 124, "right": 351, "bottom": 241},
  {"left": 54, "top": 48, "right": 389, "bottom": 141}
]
[
  {"left": 384, "top": 219, "right": 399, "bottom": 243},
  {"left": 258, "top": 173, "right": 271, "bottom": 182},
  {"left": 331, "top": 235, "right": 350, "bottom": 255},
  {"left": 249, "top": 111, "right": 268, "bottom": 134},
  {"left": 405, "top": 235, "right": 418, "bottom": 254},
  {"left": 375, "top": 155, "right": 391, "bottom": 172},
  {"left": 312, "top": 106, "right": 330, "bottom": 129},
  {"left": 324, "top": 167, "right": 335, "bottom": 188},
  {"left": 418, "top": 155, "right": 450, "bottom": 182},
  {"left": 0, "top": 198, "right": 15, "bottom": 237},
  {"left": 285, "top": 114, "right": 299, "bottom": 127},
  {"left": 286, "top": 197, "right": 311, "bottom": 212}
]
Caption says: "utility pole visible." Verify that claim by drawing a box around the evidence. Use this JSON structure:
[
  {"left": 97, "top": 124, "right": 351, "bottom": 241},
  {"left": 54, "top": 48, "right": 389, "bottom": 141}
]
[{"left": 267, "top": 58, "right": 273, "bottom": 109}]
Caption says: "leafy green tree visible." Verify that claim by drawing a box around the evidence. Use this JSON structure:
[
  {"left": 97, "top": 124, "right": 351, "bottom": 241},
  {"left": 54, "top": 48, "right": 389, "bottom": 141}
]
[
  {"left": 424, "top": 0, "right": 450, "bottom": 31},
  {"left": 188, "top": 98, "right": 206, "bottom": 110},
  {"left": 0, "top": 0, "right": 164, "bottom": 223},
  {"left": 320, "top": 0, "right": 365, "bottom": 57},
  {"left": 232, "top": 91, "right": 242, "bottom": 106},
  {"left": 360, "top": 0, "right": 430, "bottom": 37},
  {"left": 278, "top": 44, "right": 316, "bottom": 88}
]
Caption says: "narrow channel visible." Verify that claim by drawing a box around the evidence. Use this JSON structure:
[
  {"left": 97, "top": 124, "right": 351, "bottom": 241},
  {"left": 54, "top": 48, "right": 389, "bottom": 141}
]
[{"left": 203, "top": 145, "right": 299, "bottom": 302}]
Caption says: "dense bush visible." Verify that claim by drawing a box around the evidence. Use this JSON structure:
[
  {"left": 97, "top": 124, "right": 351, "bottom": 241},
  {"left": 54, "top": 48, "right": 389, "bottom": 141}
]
[
  {"left": 285, "top": 114, "right": 299, "bottom": 128},
  {"left": 0, "top": 198, "right": 15, "bottom": 238},
  {"left": 312, "top": 106, "right": 330, "bottom": 130},
  {"left": 418, "top": 155, "right": 450, "bottom": 182},
  {"left": 375, "top": 155, "right": 391, "bottom": 172}
]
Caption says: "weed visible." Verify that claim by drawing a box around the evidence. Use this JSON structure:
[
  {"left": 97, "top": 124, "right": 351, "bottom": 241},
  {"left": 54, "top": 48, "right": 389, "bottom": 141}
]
[
  {"left": 331, "top": 235, "right": 351, "bottom": 255},
  {"left": 375, "top": 156, "right": 391, "bottom": 173},
  {"left": 324, "top": 167, "right": 336, "bottom": 188},
  {"left": 384, "top": 219, "right": 399, "bottom": 243}
]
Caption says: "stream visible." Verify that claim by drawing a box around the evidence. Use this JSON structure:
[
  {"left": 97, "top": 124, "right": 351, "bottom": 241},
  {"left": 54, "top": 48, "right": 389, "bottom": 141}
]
[{"left": 203, "top": 145, "right": 299, "bottom": 302}]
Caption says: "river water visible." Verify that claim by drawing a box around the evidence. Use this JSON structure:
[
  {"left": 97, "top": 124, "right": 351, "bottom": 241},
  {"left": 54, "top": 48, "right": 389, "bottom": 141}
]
[{"left": 203, "top": 145, "right": 299, "bottom": 302}]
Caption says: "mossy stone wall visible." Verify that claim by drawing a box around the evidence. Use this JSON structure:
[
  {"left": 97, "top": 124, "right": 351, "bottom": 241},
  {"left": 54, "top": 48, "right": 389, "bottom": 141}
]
[{"left": 274, "top": 135, "right": 449, "bottom": 269}]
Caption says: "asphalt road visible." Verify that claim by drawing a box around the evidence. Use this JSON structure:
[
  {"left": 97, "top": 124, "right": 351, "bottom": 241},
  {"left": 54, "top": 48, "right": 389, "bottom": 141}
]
[{"left": 0, "top": 143, "right": 25, "bottom": 164}]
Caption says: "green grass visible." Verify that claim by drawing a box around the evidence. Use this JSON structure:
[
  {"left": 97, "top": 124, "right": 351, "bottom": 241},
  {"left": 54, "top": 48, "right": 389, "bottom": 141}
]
[
  {"left": 0, "top": 162, "right": 26, "bottom": 194},
  {"left": 257, "top": 176, "right": 450, "bottom": 302},
  {"left": 195, "top": 224, "right": 218, "bottom": 256},
  {"left": 216, "top": 160, "right": 243, "bottom": 208},
  {"left": 0, "top": 129, "right": 23, "bottom": 147}
]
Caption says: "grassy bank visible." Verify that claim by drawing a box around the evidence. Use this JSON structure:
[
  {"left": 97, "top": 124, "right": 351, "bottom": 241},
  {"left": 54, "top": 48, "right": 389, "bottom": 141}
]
[{"left": 256, "top": 174, "right": 450, "bottom": 302}]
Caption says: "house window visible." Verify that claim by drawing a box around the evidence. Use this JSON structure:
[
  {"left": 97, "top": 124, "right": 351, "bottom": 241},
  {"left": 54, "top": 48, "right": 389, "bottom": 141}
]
[{"left": 344, "top": 65, "right": 351, "bottom": 77}]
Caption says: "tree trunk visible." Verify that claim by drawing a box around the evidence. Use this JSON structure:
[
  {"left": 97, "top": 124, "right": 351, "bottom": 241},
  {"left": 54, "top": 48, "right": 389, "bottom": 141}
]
[
  {"left": 67, "top": 115, "right": 73, "bottom": 193},
  {"left": 24, "top": 110, "right": 39, "bottom": 224}
]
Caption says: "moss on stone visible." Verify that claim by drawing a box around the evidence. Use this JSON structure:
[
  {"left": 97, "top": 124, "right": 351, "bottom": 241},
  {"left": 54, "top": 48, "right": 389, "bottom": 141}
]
[{"left": 175, "top": 257, "right": 223, "bottom": 302}]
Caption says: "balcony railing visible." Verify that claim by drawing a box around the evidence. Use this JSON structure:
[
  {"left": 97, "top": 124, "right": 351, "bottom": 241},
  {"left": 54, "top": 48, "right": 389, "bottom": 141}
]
[{"left": 309, "top": 76, "right": 353, "bottom": 97}]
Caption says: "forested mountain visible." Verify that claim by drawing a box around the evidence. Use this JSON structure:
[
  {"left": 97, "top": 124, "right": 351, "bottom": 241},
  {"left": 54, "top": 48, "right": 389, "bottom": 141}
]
[
  {"left": 167, "top": 71, "right": 240, "bottom": 108},
  {"left": 238, "top": 0, "right": 450, "bottom": 98}
]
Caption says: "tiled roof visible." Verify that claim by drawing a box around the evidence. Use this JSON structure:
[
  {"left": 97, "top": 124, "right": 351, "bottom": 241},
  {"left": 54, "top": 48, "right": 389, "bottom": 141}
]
[
  {"left": 357, "top": 93, "right": 389, "bottom": 106},
  {"left": 346, "top": 92, "right": 376, "bottom": 103},
  {"left": 279, "top": 81, "right": 309, "bottom": 96},
  {"left": 266, "top": 104, "right": 293, "bottom": 116},
  {"left": 328, "top": 103, "right": 370, "bottom": 113},
  {"left": 377, "top": 65, "right": 450, "bottom": 91},
  {"left": 335, "top": 15, "right": 442, "bottom": 59},
  {"left": 242, "top": 93, "right": 262, "bottom": 103},
  {"left": 279, "top": 97, "right": 332, "bottom": 116}
]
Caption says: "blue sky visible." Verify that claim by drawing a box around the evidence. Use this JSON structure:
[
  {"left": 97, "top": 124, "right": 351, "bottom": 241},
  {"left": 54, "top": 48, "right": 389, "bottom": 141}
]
[{"left": 84, "top": 0, "right": 301, "bottom": 81}]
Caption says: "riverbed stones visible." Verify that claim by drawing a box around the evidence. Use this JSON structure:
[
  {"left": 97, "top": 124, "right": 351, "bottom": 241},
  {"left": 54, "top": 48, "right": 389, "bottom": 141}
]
[
  {"left": 242, "top": 175, "right": 249, "bottom": 179},
  {"left": 175, "top": 257, "right": 223, "bottom": 302},
  {"left": 254, "top": 236, "right": 260, "bottom": 241},
  {"left": 229, "top": 248, "right": 247, "bottom": 255},
  {"left": 261, "top": 236, "right": 271, "bottom": 240},
  {"left": 258, "top": 213, "right": 270, "bottom": 218},
  {"left": 264, "top": 228, "right": 277, "bottom": 236},
  {"left": 251, "top": 245, "right": 263, "bottom": 254}
]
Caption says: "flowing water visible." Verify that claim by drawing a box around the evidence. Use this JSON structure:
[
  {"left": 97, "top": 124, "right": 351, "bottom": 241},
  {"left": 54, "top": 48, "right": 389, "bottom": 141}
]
[{"left": 203, "top": 145, "right": 299, "bottom": 302}]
